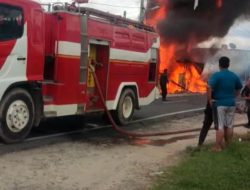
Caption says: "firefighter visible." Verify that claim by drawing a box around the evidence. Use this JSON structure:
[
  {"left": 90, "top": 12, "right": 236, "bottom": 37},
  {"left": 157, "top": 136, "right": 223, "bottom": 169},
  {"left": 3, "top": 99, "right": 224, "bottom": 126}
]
[{"left": 160, "top": 69, "right": 169, "bottom": 101}]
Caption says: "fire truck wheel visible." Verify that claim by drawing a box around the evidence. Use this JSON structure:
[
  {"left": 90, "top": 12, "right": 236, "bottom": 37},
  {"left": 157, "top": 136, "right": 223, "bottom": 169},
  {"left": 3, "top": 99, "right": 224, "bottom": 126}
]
[
  {"left": 115, "top": 89, "right": 136, "bottom": 125},
  {"left": 0, "top": 89, "right": 35, "bottom": 143}
]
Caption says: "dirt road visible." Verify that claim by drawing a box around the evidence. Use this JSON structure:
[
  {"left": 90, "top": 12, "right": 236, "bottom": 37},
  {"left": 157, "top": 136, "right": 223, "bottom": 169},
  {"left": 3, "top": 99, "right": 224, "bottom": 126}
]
[{"left": 0, "top": 114, "right": 248, "bottom": 190}]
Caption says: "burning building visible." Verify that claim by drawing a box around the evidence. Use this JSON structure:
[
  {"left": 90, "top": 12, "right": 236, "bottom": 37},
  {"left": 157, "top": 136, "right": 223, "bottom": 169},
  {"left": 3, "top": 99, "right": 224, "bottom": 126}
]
[{"left": 146, "top": 0, "right": 250, "bottom": 93}]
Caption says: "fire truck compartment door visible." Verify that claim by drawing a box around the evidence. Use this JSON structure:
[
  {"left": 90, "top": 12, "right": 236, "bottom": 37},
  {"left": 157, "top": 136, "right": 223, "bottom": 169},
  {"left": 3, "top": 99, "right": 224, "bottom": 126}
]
[{"left": 86, "top": 41, "right": 109, "bottom": 110}]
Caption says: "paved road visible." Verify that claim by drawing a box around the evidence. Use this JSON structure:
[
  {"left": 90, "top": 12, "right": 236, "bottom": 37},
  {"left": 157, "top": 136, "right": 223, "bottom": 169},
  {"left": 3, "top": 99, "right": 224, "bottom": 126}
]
[{"left": 133, "top": 93, "right": 206, "bottom": 120}]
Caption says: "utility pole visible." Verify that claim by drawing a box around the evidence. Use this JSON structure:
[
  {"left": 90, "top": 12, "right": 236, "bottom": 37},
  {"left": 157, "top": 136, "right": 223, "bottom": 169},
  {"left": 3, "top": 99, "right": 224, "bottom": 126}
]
[
  {"left": 123, "top": 11, "right": 127, "bottom": 18},
  {"left": 139, "top": 0, "right": 145, "bottom": 23}
]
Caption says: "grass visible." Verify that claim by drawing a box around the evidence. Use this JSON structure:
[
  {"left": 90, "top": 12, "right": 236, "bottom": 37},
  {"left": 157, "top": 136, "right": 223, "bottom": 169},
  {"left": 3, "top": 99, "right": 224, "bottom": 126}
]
[{"left": 152, "top": 139, "right": 250, "bottom": 190}]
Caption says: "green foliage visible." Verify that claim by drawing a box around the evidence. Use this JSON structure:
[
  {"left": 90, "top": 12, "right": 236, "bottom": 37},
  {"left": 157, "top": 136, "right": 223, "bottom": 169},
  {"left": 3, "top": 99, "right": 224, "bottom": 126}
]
[{"left": 152, "top": 141, "right": 250, "bottom": 190}]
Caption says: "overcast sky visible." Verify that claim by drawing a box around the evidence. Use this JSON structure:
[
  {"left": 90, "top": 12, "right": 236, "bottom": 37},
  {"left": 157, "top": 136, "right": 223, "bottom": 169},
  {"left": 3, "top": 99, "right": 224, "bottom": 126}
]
[{"left": 40, "top": 0, "right": 142, "bottom": 20}]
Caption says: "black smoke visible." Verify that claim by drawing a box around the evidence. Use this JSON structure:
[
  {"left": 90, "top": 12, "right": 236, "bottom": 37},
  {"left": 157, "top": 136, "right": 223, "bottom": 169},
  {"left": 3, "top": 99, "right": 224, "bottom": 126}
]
[{"left": 155, "top": 0, "right": 250, "bottom": 45}]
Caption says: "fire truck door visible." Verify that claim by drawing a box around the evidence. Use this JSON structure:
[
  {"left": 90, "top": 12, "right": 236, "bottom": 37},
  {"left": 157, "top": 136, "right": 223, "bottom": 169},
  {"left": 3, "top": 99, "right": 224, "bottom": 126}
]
[{"left": 86, "top": 42, "right": 109, "bottom": 110}]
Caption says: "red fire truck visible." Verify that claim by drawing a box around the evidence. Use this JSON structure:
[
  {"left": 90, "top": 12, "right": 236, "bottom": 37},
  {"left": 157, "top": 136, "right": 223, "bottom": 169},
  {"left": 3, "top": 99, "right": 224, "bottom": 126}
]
[{"left": 0, "top": 0, "right": 160, "bottom": 143}]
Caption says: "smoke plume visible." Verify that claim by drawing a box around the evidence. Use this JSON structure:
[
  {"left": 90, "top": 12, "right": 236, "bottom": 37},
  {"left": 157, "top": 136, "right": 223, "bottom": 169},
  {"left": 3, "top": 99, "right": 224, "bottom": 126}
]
[{"left": 155, "top": 0, "right": 250, "bottom": 45}]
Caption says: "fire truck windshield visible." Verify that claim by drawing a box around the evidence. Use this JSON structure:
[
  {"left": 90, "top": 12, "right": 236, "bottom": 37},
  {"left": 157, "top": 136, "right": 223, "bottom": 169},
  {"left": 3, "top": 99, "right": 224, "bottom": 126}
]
[{"left": 0, "top": 4, "right": 23, "bottom": 41}]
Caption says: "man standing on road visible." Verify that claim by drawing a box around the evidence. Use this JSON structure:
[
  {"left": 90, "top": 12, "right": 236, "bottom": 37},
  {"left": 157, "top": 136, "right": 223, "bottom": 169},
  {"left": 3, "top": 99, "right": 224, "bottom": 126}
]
[
  {"left": 160, "top": 69, "right": 169, "bottom": 102},
  {"left": 208, "top": 56, "right": 242, "bottom": 152}
]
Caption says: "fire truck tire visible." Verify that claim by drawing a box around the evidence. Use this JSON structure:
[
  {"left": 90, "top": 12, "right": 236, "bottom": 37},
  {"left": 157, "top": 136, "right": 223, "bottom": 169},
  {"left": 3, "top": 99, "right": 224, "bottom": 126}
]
[
  {"left": 114, "top": 89, "right": 136, "bottom": 125},
  {"left": 0, "top": 89, "right": 35, "bottom": 143}
]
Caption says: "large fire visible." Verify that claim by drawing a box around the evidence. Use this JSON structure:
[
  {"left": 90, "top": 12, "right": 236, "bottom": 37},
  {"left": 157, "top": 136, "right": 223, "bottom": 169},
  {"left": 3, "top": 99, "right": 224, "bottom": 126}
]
[
  {"left": 159, "top": 44, "right": 207, "bottom": 93},
  {"left": 146, "top": 0, "right": 224, "bottom": 94}
]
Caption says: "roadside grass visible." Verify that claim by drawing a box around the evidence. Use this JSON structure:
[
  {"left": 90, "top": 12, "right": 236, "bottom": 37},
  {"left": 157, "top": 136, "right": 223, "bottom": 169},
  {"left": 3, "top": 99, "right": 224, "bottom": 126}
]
[{"left": 152, "top": 136, "right": 250, "bottom": 190}]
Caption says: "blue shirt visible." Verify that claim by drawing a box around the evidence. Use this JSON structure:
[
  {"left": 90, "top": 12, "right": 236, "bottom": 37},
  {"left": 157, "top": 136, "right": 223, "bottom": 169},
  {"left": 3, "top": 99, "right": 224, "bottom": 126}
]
[{"left": 208, "top": 69, "right": 242, "bottom": 106}]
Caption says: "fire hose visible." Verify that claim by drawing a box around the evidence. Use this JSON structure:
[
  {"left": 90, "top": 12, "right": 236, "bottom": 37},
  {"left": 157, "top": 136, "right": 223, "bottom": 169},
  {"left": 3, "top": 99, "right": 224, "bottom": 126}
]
[
  {"left": 89, "top": 65, "right": 206, "bottom": 138},
  {"left": 170, "top": 80, "right": 194, "bottom": 93}
]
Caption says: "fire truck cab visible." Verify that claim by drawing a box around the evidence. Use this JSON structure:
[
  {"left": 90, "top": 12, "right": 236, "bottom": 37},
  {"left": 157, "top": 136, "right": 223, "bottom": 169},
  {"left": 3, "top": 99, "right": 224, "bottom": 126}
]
[{"left": 0, "top": 0, "right": 159, "bottom": 143}]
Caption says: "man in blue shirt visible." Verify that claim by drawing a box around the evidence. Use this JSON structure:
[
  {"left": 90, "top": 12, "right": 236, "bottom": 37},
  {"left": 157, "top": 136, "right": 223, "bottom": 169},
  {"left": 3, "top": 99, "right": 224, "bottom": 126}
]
[{"left": 208, "top": 56, "right": 242, "bottom": 152}]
